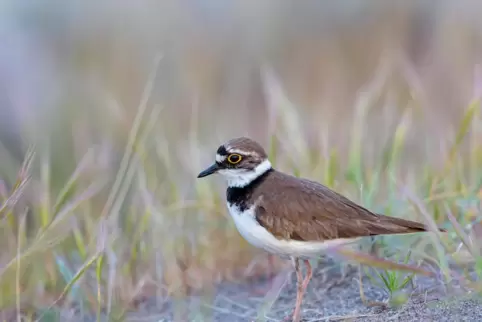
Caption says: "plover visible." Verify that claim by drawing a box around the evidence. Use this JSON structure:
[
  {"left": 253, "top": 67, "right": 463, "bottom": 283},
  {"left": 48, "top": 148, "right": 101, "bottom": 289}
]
[{"left": 197, "top": 137, "right": 445, "bottom": 322}]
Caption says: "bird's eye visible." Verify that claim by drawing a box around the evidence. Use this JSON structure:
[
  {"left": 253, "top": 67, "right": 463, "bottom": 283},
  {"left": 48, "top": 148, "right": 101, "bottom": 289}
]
[{"left": 227, "top": 154, "right": 242, "bottom": 164}]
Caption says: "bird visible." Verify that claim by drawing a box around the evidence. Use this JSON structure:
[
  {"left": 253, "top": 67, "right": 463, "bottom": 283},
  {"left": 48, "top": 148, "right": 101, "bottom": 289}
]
[{"left": 197, "top": 137, "right": 446, "bottom": 322}]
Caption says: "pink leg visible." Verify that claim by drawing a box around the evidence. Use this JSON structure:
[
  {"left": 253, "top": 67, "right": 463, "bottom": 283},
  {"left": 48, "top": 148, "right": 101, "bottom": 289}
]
[
  {"left": 291, "top": 258, "right": 304, "bottom": 322},
  {"left": 290, "top": 259, "right": 313, "bottom": 322},
  {"left": 301, "top": 259, "right": 313, "bottom": 292}
]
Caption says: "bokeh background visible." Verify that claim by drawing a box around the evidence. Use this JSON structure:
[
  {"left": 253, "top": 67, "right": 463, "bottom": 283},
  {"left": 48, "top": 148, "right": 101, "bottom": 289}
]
[{"left": 1, "top": 1, "right": 482, "bottom": 318}]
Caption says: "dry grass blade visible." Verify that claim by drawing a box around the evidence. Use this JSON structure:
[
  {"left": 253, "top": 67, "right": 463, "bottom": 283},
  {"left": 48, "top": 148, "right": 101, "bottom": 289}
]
[
  {"left": 331, "top": 247, "right": 435, "bottom": 277},
  {"left": 52, "top": 147, "right": 96, "bottom": 214},
  {"left": 0, "top": 147, "right": 35, "bottom": 218},
  {"left": 100, "top": 53, "right": 163, "bottom": 219},
  {"left": 34, "top": 179, "right": 106, "bottom": 244},
  {"left": 96, "top": 254, "right": 105, "bottom": 322},
  {"left": 449, "top": 99, "right": 480, "bottom": 165},
  {"left": 0, "top": 178, "right": 29, "bottom": 220},
  {"left": 34, "top": 250, "right": 104, "bottom": 322},
  {"left": 261, "top": 67, "right": 309, "bottom": 160},
  {"left": 15, "top": 209, "right": 27, "bottom": 322},
  {"left": 402, "top": 187, "right": 450, "bottom": 278},
  {"left": 445, "top": 203, "right": 478, "bottom": 258},
  {"left": 305, "top": 313, "right": 376, "bottom": 322},
  {"left": 0, "top": 181, "right": 106, "bottom": 289},
  {"left": 429, "top": 100, "right": 481, "bottom": 193}
]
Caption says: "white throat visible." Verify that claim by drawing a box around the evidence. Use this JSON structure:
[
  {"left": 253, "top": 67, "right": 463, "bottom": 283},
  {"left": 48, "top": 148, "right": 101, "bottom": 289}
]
[{"left": 219, "top": 159, "right": 272, "bottom": 188}]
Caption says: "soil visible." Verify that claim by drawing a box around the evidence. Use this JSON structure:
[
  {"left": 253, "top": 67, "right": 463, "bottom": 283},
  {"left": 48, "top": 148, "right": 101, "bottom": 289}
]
[{"left": 125, "top": 259, "right": 482, "bottom": 322}]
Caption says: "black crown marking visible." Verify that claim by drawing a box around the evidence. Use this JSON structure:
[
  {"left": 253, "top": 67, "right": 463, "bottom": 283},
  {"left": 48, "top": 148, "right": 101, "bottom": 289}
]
[{"left": 217, "top": 145, "right": 228, "bottom": 156}]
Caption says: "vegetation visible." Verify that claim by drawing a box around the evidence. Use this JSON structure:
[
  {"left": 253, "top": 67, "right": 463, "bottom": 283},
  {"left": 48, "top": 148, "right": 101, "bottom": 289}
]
[
  {"left": 0, "top": 56, "right": 480, "bottom": 321},
  {"left": 1, "top": 3, "right": 482, "bottom": 321}
]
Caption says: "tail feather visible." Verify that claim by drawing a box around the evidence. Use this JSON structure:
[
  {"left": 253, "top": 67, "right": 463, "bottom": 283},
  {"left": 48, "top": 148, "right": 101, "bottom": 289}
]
[{"left": 372, "top": 214, "right": 446, "bottom": 235}]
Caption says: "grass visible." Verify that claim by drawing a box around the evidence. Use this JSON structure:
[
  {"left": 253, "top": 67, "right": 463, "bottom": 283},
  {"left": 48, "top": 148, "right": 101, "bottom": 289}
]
[
  {"left": 0, "top": 51, "right": 482, "bottom": 321},
  {"left": 365, "top": 251, "right": 415, "bottom": 306}
]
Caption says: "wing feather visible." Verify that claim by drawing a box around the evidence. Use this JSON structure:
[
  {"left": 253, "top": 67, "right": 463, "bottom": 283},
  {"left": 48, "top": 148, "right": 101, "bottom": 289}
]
[{"left": 254, "top": 173, "right": 435, "bottom": 242}]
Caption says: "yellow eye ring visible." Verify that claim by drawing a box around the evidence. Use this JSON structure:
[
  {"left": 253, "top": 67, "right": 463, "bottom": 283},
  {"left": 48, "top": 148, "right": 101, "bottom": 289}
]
[{"left": 227, "top": 153, "right": 242, "bottom": 164}]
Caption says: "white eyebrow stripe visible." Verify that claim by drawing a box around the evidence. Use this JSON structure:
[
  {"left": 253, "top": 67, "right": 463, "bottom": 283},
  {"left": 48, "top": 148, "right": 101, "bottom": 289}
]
[
  {"left": 216, "top": 154, "right": 226, "bottom": 162},
  {"left": 227, "top": 149, "right": 257, "bottom": 157}
]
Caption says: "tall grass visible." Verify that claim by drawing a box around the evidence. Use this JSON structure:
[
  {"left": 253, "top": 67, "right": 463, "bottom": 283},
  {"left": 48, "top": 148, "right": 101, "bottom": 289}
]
[{"left": 0, "top": 53, "right": 481, "bottom": 321}]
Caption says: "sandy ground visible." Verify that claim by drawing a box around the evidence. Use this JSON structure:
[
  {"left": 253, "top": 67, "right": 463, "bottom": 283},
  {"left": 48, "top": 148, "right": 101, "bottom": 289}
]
[{"left": 125, "top": 260, "right": 482, "bottom": 322}]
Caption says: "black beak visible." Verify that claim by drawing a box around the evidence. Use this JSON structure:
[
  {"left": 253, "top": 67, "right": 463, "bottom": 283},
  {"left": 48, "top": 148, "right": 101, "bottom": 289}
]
[{"left": 197, "top": 163, "right": 220, "bottom": 178}]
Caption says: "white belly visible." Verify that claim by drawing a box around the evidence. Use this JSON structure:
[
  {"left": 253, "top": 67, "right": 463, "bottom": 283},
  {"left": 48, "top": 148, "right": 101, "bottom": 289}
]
[{"left": 227, "top": 203, "right": 358, "bottom": 258}]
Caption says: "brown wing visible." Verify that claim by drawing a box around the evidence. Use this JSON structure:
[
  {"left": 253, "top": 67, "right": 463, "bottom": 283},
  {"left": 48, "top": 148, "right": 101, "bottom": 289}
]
[{"left": 254, "top": 172, "right": 440, "bottom": 242}]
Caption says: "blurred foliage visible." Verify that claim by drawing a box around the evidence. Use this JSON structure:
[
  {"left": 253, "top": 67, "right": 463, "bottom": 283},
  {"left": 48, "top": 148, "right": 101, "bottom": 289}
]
[{"left": 0, "top": 1, "right": 482, "bottom": 319}]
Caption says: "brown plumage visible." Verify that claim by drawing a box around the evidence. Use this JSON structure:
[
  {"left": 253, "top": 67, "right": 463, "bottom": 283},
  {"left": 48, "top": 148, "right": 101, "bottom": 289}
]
[
  {"left": 206, "top": 136, "right": 446, "bottom": 240},
  {"left": 252, "top": 170, "right": 443, "bottom": 241}
]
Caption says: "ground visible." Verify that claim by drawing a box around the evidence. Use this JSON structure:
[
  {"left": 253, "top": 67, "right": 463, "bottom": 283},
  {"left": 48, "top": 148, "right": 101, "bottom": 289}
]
[{"left": 125, "top": 259, "right": 482, "bottom": 322}]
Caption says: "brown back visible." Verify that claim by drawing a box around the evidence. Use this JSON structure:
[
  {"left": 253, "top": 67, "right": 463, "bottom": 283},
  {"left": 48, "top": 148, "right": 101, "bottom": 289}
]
[{"left": 250, "top": 170, "right": 443, "bottom": 241}]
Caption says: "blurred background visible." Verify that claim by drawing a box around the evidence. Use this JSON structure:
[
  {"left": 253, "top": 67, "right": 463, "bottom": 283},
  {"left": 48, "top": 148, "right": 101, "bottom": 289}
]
[
  {"left": 2, "top": 1, "right": 482, "bottom": 159},
  {"left": 1, "top": 0, "right": 482, "bottom": 319}
]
